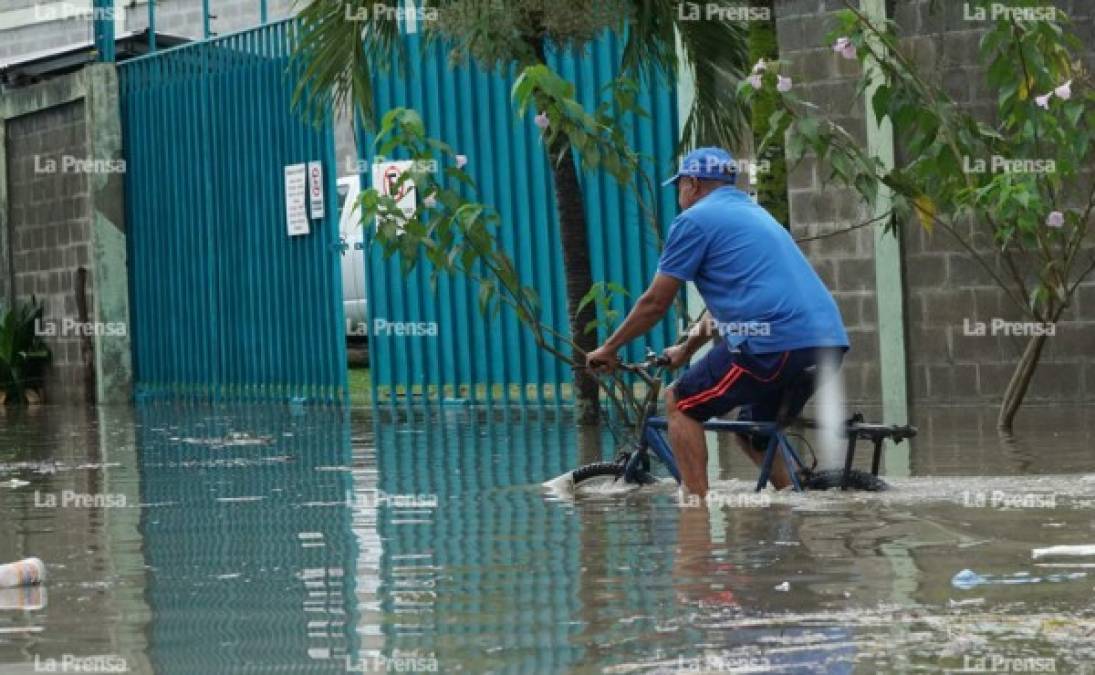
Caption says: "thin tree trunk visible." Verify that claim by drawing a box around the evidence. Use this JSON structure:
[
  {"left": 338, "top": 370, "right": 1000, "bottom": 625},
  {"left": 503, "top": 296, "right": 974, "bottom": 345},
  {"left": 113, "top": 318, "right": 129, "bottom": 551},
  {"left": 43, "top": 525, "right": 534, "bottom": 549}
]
[
  {"left": 547, "top": 136, "right": 601, "bottom": 425},
  {"left": 997, "top": 329, "right": 1049, "bottom": 431}
]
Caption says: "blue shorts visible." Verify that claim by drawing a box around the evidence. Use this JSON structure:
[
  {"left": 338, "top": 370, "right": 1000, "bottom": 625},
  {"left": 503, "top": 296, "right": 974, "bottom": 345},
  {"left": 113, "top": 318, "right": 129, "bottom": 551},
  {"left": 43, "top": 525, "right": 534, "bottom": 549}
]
[{"left": 672, "top": 342, "right": 845, "bottom": 446}]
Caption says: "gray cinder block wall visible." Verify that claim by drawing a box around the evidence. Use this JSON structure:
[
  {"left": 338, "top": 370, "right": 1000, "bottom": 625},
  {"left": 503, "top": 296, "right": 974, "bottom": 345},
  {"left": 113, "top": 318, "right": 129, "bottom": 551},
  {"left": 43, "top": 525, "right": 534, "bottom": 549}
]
[
  {"left": 774, "top": 0, "right": 1095, "bottom": 406},
  {"left": 4, "top": 100, "right": 95, "bottom": 402},
  {"left": 0, "top": 65, "right": 132, "bottom": 405}
]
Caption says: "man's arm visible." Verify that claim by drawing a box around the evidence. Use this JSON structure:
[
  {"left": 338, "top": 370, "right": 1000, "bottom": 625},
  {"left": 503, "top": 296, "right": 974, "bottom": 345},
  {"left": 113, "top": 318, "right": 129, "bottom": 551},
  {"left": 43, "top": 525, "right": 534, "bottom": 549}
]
[{"left": 586, "top": 274, "right": 680, "bottom": 369}]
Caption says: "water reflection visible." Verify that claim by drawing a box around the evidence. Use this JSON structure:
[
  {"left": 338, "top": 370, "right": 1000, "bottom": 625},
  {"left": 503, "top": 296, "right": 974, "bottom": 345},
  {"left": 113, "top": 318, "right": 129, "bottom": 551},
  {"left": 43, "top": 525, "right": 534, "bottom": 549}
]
[
  {"left": 135, "top": 402, "right": 357, "bottom": 673},
  {"left": 0, "top": 403, "right": 1093, "bottom": 673}
]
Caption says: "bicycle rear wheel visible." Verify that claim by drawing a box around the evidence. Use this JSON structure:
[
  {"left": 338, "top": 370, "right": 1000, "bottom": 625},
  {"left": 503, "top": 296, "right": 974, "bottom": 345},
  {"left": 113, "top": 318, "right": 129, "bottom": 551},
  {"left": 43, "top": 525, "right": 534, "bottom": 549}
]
[{"left": 800, "top": 468, "right": 889, "bottom": 491}]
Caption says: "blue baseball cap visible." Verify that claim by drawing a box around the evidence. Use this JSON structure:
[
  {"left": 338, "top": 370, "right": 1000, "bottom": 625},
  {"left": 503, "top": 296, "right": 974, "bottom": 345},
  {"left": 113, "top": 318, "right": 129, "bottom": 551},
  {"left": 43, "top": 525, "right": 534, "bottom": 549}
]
[{"left": 662, "top": 147, "right": 738, "bottom": 186}]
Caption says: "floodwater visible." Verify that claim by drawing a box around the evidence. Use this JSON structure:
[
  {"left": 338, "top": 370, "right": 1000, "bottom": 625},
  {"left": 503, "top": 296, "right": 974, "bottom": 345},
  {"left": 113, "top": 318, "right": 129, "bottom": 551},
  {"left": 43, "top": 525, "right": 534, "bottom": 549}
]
[{"left": 0, "top": 402, "right": 1094, "bottom": 674}]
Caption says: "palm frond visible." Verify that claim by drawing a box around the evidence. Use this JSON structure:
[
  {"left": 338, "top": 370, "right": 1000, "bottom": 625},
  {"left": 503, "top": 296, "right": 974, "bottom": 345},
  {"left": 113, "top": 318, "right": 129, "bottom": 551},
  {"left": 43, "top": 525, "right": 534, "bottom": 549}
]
[
  {"left": 291, "top": 0, "right": 406, "bottom": 130},
  {"left": 622, "top": 0, "right": 750, "bottom": 151}
]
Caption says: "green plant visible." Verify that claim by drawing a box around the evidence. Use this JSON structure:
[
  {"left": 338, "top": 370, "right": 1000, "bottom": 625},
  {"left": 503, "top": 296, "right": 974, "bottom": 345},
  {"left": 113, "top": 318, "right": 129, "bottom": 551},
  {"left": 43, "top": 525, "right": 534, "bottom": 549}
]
[
  {"left": 744, "top": 0, "right": 1093, "bottom": 430},
  {"left": 0, "top": 298, "right": 51, "bottom": 405}
]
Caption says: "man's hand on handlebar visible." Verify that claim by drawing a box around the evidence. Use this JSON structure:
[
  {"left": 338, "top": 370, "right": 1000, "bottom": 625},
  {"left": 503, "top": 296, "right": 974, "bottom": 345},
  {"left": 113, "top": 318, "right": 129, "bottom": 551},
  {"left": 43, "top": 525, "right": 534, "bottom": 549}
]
[
  {"left": 586, "top": 344, "right": 619, "bottom": 374},
  {"left": 661, "top": 344, "right": 690, "bottom": 369}
]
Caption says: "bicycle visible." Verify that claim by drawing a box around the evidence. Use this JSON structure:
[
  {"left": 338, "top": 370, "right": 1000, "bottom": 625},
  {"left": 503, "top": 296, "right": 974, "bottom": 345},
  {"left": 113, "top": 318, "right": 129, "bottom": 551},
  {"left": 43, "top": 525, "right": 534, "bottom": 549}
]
[{"left": 572, "top": 350, "right": 917, "bottom": 492}]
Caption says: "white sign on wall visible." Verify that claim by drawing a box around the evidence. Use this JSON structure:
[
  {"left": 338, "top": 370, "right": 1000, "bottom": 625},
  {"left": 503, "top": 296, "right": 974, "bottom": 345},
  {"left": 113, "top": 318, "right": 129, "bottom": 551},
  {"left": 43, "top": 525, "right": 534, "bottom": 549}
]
[
  {"left": 307, "top": 161, "right": 325, "bottom": 219},
  {"left": 284, "top": 163, "right": 309, "bottom": 236},
  {"left": 371, "top": 159, "right": 417, "bottom": 232}
]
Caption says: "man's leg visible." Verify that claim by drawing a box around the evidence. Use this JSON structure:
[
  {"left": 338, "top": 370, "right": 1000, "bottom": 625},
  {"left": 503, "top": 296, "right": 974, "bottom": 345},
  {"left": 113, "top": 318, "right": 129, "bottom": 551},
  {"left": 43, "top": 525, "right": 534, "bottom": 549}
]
[
  {"left": 666, "top": 387, "right": 709, "bottom": 498},
  {"left": 734, "top": 432, "right": 790, "bottom": 490}
]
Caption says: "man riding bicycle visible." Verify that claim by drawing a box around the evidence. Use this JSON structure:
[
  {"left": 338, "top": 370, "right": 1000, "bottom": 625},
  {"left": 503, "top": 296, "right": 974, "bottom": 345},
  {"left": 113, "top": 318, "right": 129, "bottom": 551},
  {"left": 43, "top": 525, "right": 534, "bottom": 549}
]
[{"left": 586, "top": 147, "right": 849, "bottom": 498}]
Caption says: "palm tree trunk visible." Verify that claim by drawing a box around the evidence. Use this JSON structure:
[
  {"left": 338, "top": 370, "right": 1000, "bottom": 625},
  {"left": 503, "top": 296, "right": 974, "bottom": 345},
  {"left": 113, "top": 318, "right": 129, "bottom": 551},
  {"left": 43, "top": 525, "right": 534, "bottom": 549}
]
[
  {"left": 525, "top": 36, "right": 600, "bottom": 424},
  {"left": 546, "top": 135, "right": 601, "bottom": 425}
]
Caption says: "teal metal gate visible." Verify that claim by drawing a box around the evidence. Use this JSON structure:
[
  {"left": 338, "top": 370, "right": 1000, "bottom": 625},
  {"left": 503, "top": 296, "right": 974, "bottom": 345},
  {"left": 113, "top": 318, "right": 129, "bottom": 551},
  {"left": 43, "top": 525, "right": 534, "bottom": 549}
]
[
  {"left": 120, "top": 20, "right": 347, "bottom": 403},
  {"left": 361, "top": 32, "right": 680, "bottom": 405}
]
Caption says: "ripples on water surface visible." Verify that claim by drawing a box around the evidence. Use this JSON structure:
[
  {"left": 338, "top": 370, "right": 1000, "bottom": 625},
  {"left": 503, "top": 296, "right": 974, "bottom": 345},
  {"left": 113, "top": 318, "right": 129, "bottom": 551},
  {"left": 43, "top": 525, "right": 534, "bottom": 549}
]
[{"left": 0, "top": 403, "right": 1093, "bottom": 673}]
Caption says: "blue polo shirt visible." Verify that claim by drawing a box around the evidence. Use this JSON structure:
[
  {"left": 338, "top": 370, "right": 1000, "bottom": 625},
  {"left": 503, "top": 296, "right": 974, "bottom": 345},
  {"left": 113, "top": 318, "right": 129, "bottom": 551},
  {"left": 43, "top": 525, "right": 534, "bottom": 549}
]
[{"left": 658, "top": 185, "right": 849, "bottom": 353}]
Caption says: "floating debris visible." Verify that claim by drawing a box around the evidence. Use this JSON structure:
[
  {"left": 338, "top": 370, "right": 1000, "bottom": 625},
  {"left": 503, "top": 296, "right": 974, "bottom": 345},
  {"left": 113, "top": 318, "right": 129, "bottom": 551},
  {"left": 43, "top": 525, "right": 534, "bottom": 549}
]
[
  {"left": 1032, "top": 545, "right": 1095, "bottom": 559},
  {"left": 952, "top": 568, "right": 1087, "bottom": 590}
]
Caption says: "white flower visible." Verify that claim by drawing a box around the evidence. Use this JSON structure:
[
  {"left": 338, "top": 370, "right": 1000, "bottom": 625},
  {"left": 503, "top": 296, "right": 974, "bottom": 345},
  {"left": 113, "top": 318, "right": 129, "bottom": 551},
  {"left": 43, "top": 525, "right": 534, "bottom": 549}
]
[
  {"left": 776, "top": 75, "right": 792, "bottom": 92},
  {"left": 833, "top": 37, "right": 850, "bottom": 52},
  {"left": 1035, "top": 92, "right": 1052, "bottom": 109},
  {"left": 455, "top": 154, "right": 467, "bottom": 168},
  {"left": 534, "top": 111, "right": 549, "bottom": 129},
  {"left": 423, "top": 194, "right": 437, "bottom": 209},
  {"left": 1045, "top": 211, "right": 1064, "bottom": 228},
  {"left": 746, "top": 73, "right": 763, "bottom": 88},
  {"left": 840, "top": 43, "right": 857, "bottom": 60},
  {"left": 751, "top": 58, "right": 766, "bottom": 74},
  {"left": 1054, "top": 79, "right": 1072, "bottom": 100}
]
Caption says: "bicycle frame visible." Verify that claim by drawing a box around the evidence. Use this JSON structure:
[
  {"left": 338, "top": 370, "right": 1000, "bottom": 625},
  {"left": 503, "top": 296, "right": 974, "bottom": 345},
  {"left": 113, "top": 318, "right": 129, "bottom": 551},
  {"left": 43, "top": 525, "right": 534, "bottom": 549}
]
[{"left": 610, "top": 356, "right": 917, "bottom": 492}]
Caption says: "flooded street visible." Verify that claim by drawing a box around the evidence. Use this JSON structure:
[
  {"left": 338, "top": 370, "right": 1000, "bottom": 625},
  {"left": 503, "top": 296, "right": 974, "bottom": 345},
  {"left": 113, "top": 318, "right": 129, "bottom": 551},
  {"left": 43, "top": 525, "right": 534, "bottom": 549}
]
[{"left": 1, "top": 403, "right": 1094, "bottom": 673}]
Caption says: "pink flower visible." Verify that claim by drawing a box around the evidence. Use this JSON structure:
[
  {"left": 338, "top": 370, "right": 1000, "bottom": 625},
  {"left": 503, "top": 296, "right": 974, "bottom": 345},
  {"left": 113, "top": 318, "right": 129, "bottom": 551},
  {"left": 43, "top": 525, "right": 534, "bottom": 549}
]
[
  {"left": 534, "top": 111, "right": 549, "bottom": 129},
  {"left": 1054, "top": 79, "right": 1072, "bottom": 100},
  {"left": 455, "top": 154, "right": 467, "bottom": 169},
  {"left": 834, "top": 37, "right": 850, "bottom": 52},
  {"left": 776, "top": 75, "right": 792, "bottom": 92},
  {"left": 1035, "top": 92, "right": 1052, "bottom": 109},
  {"left": 840, "top": 43, "right": 857, "bottom": 60},
  {"left": 1045, "top": 211, "right": 1064, "bottom": 228},
  {"left": 746, "top": 73, "right": 763, "bottom": 88},
  {"left": 751, "top": 58, "right": 766, "bottom": 74},
  {"left": 423, "top": 194, "right": 437, "bottom": 209}
]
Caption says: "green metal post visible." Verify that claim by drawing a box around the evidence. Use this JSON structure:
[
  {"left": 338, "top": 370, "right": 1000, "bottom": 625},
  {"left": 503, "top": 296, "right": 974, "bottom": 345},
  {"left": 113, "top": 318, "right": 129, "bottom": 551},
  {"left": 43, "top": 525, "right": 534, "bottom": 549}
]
[
  {"left": 148, "top": 0, "right": 156, "bottom": 52},
  {"left": 860, "top": 0, "right": 910, "bottom": 475},
  {"left": 93, "top": 0, "right": 116, "bottom": 62}
]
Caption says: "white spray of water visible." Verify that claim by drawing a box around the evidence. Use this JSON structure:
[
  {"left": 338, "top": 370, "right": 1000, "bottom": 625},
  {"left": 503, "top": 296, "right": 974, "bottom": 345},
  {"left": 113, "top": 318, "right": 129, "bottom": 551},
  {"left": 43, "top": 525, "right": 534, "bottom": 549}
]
[{"left": 814, "top": 354, "right": 847, "bottom": 470}]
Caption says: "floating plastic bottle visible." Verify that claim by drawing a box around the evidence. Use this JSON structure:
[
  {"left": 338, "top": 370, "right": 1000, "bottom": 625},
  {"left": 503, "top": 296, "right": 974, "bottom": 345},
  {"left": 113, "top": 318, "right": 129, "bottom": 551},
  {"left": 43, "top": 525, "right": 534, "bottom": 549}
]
[{"left": 0, "top": 558, "right": 46, "bottom": 588}]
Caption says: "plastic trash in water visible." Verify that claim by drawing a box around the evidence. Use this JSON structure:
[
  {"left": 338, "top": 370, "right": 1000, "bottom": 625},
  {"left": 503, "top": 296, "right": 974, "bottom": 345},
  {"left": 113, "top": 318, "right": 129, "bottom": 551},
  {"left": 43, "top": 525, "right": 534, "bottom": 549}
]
[
  {"left": 0, "top": 585, "right": 46, "bottom": 610},
  {"left": 951, "top": 567, "right": 1086, "bottom": 590},
  {"left": 1032, "top": 545, "right": 1095, "bottom": 560},
  {"left": 774, "top": 581, "right": 790, "bottom": 592},
  {"left": 0, "top": 558, "right": 45, "bottom": 588}
]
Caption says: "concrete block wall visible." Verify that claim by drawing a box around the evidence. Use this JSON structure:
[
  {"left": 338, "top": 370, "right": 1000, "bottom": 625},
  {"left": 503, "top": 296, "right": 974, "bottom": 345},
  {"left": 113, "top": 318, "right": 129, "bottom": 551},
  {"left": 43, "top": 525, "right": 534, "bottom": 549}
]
[
  {"left": 775, "top": 0, "right": 882, "bottom": 404},
  {"left": 1, "top": 65, "right": 132, "bottom": 405},
  {"left": 775, "top": 0, "right": 1095, "bottom": 406},
  {"left": 4, "top": 100, "right": 95, "bottom": 403}
]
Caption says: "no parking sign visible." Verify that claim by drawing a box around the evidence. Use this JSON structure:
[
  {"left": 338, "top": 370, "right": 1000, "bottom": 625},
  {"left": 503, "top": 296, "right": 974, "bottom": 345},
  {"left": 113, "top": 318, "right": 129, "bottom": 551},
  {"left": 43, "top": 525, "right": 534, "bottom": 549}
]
[{"left": 307, "top": 161, "right": 325, "bottom": 219}]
